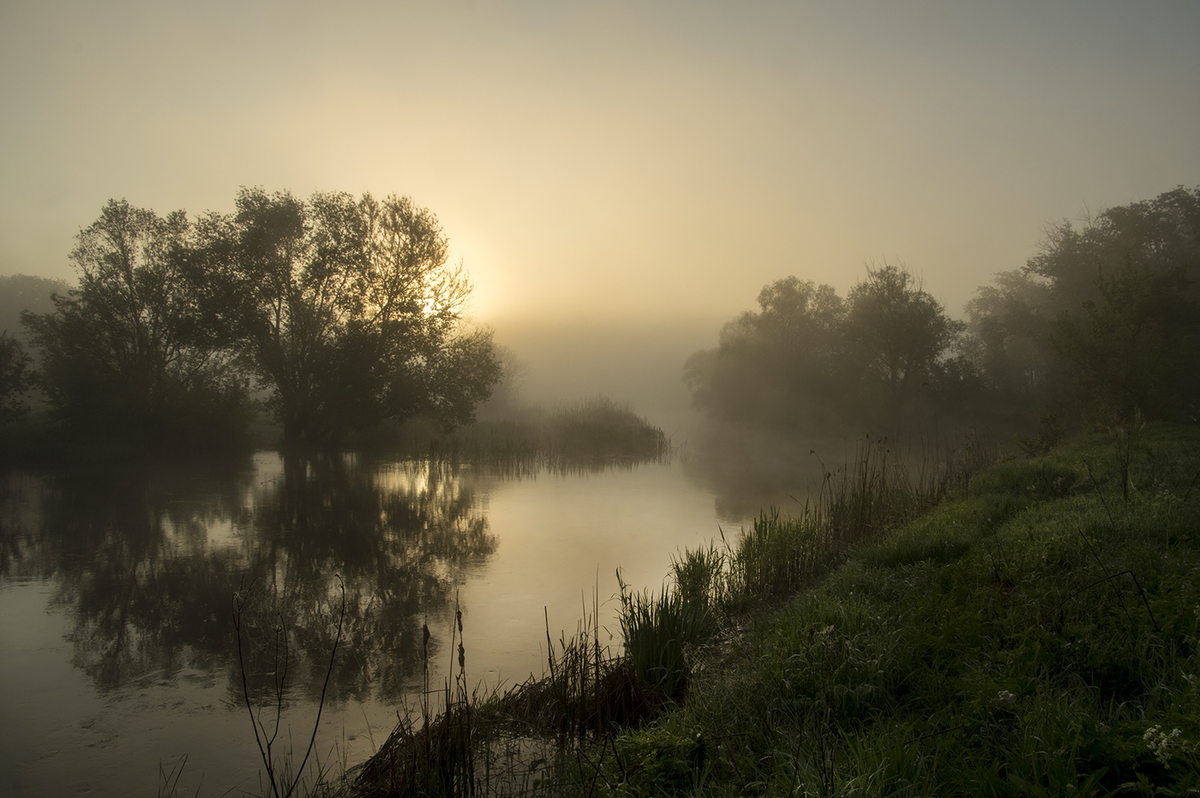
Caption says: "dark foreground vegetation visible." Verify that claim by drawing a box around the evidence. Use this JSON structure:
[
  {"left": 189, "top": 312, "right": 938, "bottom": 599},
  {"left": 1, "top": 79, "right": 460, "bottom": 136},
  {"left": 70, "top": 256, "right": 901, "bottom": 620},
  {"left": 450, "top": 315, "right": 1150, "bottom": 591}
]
[{"left": 313, "top": 421, "right": 1200, "bottom": 797}]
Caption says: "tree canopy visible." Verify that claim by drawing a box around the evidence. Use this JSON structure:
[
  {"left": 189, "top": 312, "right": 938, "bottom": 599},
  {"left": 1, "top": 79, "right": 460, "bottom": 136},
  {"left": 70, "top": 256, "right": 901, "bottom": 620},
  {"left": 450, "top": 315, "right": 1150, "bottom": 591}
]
[
  {"left": 685, "top": 264, "right": 965, "bottom": 436},
  {"left": 688, "top": 187, "right": 1200, "bottom": 440},
  {"left": 22, "top": 199, "right": 250, "bottom": 452},
  {"left": 18, "top": 190, "right": 501, "bottom": 456},
  {"left": 964, "top": 186, "right": 1200, "bottom": 426},
  {"left": 193, "top": 188, "right": 501, "bottom": 450}
]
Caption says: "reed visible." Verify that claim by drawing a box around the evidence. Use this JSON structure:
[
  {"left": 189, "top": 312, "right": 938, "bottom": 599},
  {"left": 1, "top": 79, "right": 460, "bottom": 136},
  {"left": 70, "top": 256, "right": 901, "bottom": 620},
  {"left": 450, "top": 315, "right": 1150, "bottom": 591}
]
[
  {"left": 617, "top": 572, "right": 718, "bottom": 702},
  {"left": 353, "top": 593, "right": 658, "bottom": 796},
  {"left": 417, "top": 397, "right": 670, "bottom": 473}
]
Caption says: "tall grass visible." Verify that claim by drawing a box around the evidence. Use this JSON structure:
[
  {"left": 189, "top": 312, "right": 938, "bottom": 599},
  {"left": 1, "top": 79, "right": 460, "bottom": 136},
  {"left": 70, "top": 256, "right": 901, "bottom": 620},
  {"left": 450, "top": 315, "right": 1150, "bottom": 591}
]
[
  {"left": 617, "top": 572, "right": 718, "bottom": 701},
  {"left": 352, "top": 595, "right": 658, "bottom": 796},
  {"left": 590, "top": 423, "right": 1200, "bottom": 796},
  {"left": 666, "top": 433, "right": 994, "bottom": 610}
]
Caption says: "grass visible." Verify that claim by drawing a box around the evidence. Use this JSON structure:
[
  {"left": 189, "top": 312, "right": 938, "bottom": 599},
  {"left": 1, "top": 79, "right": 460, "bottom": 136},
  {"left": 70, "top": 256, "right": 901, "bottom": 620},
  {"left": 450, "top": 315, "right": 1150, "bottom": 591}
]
[
  {"left": 351, "top": 598, "right": 658, "bottom": 797},
  {"left": 585, "top": 421, "right": 1200, "bottom": 795}
]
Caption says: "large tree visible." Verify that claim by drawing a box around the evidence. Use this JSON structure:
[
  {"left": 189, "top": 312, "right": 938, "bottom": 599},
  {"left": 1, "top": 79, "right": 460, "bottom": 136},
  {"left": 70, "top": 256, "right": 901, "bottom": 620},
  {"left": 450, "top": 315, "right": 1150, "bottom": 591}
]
[
  {"left": 22, "top": 199, "right": 251, "bottom": 452},
  {"left": 198, "top": 188, "right": 501, "bottom": 449},
  {"left": 964, "top": 186, "right": 1200, "bottom": 425},
  {"left": 844, "top": 263, "right": 966, "bottom": 427},
  {"left": 685, "top": 265, "right": 970, "bottom": 436},
  {"left": 684, "top": 276, "right": 848, "bottom": 433}
]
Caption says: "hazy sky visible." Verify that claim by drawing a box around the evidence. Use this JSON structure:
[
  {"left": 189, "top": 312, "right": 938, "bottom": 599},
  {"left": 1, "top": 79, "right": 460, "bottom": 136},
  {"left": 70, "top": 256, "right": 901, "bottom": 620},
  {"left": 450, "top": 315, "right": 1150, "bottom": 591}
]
[{"left": 3, "top": 1, "right": 1199, "bottom": 416}]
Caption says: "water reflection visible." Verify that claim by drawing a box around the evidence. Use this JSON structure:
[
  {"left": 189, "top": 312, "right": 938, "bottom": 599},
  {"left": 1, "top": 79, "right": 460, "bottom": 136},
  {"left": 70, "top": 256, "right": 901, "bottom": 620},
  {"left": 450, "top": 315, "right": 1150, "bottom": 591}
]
[
  {"left": 0, "top": 444, "right": 754, "bottom": 795},
  {"left": 0, "top": 453, "right": 497, "bottom": 704},
  {"left": 680, "top": 425, "right": 831, "bottom": 521}
]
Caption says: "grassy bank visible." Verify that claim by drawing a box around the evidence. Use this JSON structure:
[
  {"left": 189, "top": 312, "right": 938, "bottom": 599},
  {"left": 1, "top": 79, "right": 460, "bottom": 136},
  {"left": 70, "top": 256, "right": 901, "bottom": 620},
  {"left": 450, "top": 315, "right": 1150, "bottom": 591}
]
[
  {"left": 592, "top": 422, "right": 1200, "bottom": 796},
  {"left": 342, "top": 421, "right": 1200, "bottom": 796}
]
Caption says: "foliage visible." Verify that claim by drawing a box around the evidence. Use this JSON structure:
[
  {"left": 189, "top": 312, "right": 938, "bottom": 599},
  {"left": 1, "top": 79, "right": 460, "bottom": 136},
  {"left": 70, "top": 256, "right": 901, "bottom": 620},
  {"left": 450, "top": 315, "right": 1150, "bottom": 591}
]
[
  {"left": 0, "top": 332, "right": 30, "bottom": 429},
  {"left": 684, "top": 276, "right": 848, "bottom": 432},
  {"left": 845, "top": 263, "right": 966, "bottom": 420},
  {"left": 687, "top": 186, "right": 1200, "bottom": 441},
  {"left": 965, "top": 186, "right": 1200, "bottom": 429},
  {"left": 684, "top": 264, "right": 965, "bottom": 437},
  {"left": 417, "top": 397, "right": 669, "bottom": 473},
  {"left": 1053, "top": 261, "right": 1199, "bottom": 420},
  {"left": 195, "top": 187, "right": 502, "bottom": 451},
  {"left": 618, "top": 573, "right": 718, "bottom": 701},
  {"left": 21, "top": 199, "right": 253, "bottom": 454},
  {"left": 10, "top": 189, "right": 500, "bottom": 459}
]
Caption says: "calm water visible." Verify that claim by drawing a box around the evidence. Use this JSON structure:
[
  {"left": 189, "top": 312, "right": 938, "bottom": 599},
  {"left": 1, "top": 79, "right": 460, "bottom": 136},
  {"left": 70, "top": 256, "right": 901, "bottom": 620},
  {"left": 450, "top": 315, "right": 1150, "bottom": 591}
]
[{"left": 0, "top": 448, "right": 813, "bottom": 797}]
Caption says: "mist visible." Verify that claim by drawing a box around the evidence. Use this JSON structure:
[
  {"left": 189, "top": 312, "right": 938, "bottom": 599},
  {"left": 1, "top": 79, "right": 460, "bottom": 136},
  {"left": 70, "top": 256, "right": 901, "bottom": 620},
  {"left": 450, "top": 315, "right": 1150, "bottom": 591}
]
[
  {"left": 490, "top": 315, "right": 717, "bottom": 435},
  {"left": 3, "top": 2, "right": 1200, "bottom": 794}
]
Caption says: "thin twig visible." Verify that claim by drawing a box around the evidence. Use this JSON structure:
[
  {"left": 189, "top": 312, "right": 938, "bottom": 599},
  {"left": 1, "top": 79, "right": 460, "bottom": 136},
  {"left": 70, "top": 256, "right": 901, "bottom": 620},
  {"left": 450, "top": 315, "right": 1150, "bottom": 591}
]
[
  {"left": 233, "top": 588, "right": 279, "bottom": 798},
  {"left": 285, "top": 575, "right": 346, "bottom": 798},
  {"left": 1051, "top": 569, "right": 1160, "bottom": 633}
]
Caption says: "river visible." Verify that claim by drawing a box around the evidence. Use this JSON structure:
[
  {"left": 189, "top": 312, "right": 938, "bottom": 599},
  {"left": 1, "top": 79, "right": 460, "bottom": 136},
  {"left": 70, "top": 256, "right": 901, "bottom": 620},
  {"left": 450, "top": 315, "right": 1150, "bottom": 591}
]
[{"left": 0, "top": 446, "right": 816, "bottom": 797}]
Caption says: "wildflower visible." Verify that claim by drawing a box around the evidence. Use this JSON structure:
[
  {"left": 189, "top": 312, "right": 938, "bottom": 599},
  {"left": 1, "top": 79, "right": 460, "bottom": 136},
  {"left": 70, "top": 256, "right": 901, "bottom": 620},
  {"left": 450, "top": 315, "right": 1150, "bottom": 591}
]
[{"left": 1144, "top": 725, "right": 1184, "bottom": 768}]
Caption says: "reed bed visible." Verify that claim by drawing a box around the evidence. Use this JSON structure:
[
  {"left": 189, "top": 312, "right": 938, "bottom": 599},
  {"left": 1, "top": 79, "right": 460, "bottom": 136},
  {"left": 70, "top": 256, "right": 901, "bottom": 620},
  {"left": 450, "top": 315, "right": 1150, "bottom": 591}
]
[
  {"left": 422, "top": 397, "right": 671, "bottom": 474},
  {"left": 351, "top": 600, "right": 658, "bottom": 797},
  {"left": 671, "top": 433, "right": 994, "bottom": 610}
]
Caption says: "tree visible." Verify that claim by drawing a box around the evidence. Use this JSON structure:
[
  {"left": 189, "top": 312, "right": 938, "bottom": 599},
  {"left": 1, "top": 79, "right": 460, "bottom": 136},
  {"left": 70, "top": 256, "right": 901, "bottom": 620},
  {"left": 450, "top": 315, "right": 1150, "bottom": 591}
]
[
  {"left": 1053, "top": 262, "right": 1199, "bottom": 420},
  {"left": 0, "top": 332, "right": 30, "bottom": 430},
  {"left": 199, "top": 188, "right": 501, "bottom": 449},
  {"left": 22, "top": 199, "right": 251, "bottom": 452},
  {"left": 684, "top": 276, "right": 849, "bottom": 433},
  {"left": 685, "top": 265, "right": 970, "bottom": 437},
  {"left": 965, "top": 185, "right": 1200, "bottom": 426},
  {"left": 844, "top": 262, "right": 965, "bottom": 427}
]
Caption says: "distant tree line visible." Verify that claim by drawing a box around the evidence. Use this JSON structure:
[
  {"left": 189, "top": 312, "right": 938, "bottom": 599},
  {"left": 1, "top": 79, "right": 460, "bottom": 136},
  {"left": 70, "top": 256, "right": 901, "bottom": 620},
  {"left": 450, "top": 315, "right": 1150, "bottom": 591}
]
[
  {"left": 1, "top": 189, "right": 502, "bottom": 457},
  {"left": 685, "top": 186, "right": 1200, "bottom": 440}
]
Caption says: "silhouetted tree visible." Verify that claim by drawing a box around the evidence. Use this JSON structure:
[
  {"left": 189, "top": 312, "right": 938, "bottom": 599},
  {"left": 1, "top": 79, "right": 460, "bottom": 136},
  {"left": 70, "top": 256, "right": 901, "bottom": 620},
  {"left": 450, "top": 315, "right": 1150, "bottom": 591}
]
[
  {"left": 684, "top": 277, "right": 848, "bottom": 433},
  {"left": 21, "top": 199, "right": 252, "bottom": 453},
  {"left": 685, "top": 266, "right": 969, "bottom": 436},
  {"left": 1053, "top": 261, "right": 1198, "bottom": 420},
  {"left": 196, "top": 188, "right": 502, "bottom": 450},
  {"left": 965, "top": 186, "right": 1200, "bottom": 426},
  {"left": 962, "top": 269, "right": 1057, "bottom": 414},
  {"left": 0, "top": 332, "right": 30, "bottom": 429},
  {"left": 844, "top": 263, "right": 965, "bottom": 427}
]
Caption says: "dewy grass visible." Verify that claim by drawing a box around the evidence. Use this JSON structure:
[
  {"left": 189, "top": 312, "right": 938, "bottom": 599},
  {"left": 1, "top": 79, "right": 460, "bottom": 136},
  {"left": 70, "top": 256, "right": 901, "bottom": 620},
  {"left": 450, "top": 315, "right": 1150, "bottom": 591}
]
[{"left": 592, "top": 422, "right": 1200, "bottom": 796}]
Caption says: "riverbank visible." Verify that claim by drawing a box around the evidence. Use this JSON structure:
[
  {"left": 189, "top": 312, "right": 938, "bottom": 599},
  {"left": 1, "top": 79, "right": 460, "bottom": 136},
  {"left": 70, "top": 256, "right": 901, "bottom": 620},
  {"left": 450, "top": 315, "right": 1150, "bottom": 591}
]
[{"left": 343, "top": 421, "right": 1200, "bottom": 796}]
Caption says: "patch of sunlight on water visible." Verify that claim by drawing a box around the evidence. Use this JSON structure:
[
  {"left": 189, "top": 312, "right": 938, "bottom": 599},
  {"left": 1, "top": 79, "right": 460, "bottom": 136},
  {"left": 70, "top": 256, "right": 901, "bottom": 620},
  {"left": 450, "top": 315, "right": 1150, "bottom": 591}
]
[{"left": 455, "top": 458, "right": 728, "bottom": 688}]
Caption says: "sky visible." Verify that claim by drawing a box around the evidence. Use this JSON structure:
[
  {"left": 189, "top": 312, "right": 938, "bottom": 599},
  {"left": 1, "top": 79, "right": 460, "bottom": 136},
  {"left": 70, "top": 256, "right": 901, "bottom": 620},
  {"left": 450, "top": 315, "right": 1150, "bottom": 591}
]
[{"left": 2, "top": 0, "right": 1199, "bottom": 422}]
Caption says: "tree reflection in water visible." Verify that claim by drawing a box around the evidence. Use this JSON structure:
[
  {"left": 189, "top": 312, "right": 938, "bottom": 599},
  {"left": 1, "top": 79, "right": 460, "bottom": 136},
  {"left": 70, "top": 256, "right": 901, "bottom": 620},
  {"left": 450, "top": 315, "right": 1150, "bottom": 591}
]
[{"left": 1, "top": 452, "right": 497, "bottom": 708}]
